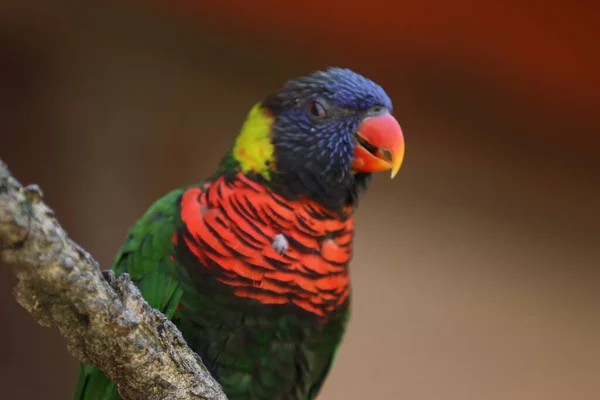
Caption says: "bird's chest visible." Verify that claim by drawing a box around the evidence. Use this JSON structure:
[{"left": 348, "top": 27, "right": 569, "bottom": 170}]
[{"left": 178, "top": 174, "right": 354, "bottom": 318}]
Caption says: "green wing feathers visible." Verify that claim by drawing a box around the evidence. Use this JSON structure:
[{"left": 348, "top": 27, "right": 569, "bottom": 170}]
[{"left": 73, "top": 189, "right": 185, "bottom": 400}]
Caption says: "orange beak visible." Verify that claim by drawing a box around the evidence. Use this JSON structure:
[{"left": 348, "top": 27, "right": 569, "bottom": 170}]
[{"left": 352, "top": 113, "right": 405, "bottom": 178}]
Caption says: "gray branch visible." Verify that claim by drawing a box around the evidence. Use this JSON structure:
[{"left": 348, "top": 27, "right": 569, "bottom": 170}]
[{"left": 0, "top": 159, "right": 227, "bottom": 400}]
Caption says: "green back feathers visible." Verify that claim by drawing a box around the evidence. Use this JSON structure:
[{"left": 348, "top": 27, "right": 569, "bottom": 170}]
[{"left": 73, "top": 189, "right": 185, "bottom": 400}]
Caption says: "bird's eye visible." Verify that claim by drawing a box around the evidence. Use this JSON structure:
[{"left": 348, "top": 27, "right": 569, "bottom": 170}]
[{"left": 309, "top": 100, "right": 327, "bottom": 118}]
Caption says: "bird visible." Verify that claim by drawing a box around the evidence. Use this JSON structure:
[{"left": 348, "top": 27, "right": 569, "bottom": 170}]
[{"left": 73, "top": 67, "right": 405, "bottom": 400}]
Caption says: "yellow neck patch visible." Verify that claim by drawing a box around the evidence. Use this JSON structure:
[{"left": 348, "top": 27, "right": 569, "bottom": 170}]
[{"left": 233, "top": 102, "right": 276, "bottom": 180}]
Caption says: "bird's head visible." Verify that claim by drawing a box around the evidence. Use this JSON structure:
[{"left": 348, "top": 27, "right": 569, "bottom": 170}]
[{"left": 229, "top": 68, "right": 405, "bottom": 208}]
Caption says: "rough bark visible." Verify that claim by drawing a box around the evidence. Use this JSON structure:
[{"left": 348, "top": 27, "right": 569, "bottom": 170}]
[{"left": 0, "top": 159, "right": 227, "bottom": 400}]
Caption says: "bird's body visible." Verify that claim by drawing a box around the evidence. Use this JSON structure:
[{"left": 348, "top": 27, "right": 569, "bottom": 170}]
[{"left": 73, "top": 68, "right": 404, "bottom": 400}]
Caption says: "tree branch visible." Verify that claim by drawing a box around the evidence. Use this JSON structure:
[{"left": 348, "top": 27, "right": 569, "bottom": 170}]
[{"left": 0, "top": 159, "right": 227, "bottom": 400}]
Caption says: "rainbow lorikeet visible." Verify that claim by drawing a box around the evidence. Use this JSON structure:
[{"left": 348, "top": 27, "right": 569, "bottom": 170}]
[{"left": 73, "top": 68, "right": 404, "bottom": 400}]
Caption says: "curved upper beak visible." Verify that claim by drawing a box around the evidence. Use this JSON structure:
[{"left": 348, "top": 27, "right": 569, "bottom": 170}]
[{"left": 352, "top": 113, "right": 405, "bottom": 178}]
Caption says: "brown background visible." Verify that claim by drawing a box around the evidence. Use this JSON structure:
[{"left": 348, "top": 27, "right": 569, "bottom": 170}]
[{"left": 1, "top": 1, "right": 599, "bottom": 399}]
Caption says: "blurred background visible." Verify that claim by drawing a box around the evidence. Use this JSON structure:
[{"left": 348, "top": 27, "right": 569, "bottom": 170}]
[{"left": 1, "top": 0, "right": 599, "bottom": 399}]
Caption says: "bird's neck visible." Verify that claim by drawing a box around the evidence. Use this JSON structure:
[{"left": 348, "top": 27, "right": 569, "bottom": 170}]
[
  {"left": 266, "top": 171, "right": 371, "bottom": 211},
  {"left": 214, "top": 150, "right": 371, "bottom": 212}
]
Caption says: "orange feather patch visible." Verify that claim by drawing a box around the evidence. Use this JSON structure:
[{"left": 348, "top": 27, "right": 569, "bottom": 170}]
[{"left": 179, "top": 173, "right": 354, "bottom": 318}]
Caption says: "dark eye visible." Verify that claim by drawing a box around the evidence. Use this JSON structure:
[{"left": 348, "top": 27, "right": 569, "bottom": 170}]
[
  {"left": 309, "top": 100, "right": 327, "bottom": 118},
  {"left": 371, "top": 105, "right": 384, "bottom": 114}
]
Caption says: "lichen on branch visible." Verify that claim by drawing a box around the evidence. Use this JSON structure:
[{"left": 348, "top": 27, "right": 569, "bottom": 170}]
[{"left": 0, "top": 159, "right": 227, "bottom": 400}]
